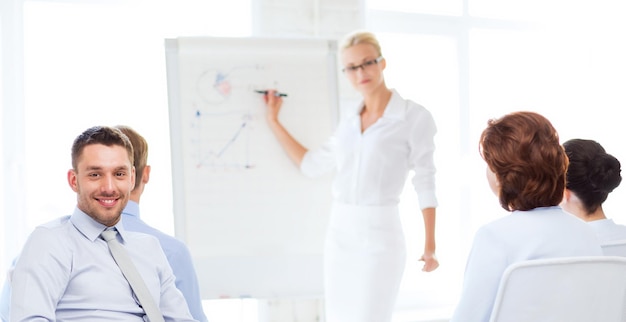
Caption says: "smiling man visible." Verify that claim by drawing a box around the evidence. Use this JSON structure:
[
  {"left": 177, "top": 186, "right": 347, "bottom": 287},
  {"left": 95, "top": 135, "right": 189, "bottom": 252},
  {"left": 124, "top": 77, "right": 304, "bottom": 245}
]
[{"left": 9, "top": 126, "right": 197, "bottom": 322}]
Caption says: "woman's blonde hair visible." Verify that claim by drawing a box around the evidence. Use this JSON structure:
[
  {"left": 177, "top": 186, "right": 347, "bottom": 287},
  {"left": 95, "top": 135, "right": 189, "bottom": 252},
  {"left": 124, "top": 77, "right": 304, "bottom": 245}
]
[{"left": 340, "top": 30, "right": 382, "bottom": 57}]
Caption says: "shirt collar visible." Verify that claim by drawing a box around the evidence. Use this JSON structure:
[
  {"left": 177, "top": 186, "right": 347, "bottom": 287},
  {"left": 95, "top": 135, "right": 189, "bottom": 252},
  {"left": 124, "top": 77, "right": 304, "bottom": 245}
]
[
  {"left": 382, "top": 89, "right": 406, "bottom": 120},
  {"left": 353, "top": 88, "right": 406, "bottom": 121},
  {"left": 70, "top": 207, "right": 130, "bottom": 242}
]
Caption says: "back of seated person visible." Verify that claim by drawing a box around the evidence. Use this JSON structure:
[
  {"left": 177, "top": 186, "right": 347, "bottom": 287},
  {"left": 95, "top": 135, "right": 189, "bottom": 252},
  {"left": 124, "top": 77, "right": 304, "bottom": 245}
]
[
  {"left": 561, "top": 138, "right": 626, "bottom": 243},
  {"left": 449, "top": 111, "right": 603, "bottom": 322},
  {"left": 115, "top": 125, "right": 208, "bottom": 322}
]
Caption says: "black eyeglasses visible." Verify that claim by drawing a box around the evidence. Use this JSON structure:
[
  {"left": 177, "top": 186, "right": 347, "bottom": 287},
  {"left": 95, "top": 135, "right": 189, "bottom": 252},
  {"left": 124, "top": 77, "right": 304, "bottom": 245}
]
[{"left": 342, "top": 56, "right": 383, "bottom": 73}]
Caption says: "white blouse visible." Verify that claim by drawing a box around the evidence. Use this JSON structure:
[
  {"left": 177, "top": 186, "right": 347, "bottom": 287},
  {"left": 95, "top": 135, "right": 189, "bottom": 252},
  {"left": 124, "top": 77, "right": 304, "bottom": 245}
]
[
  {"left": 450, "top": 206, "right": 603, "bottom": 322},
  {"left": 300, "top": 89, "right": 438, "bottom": 209}
]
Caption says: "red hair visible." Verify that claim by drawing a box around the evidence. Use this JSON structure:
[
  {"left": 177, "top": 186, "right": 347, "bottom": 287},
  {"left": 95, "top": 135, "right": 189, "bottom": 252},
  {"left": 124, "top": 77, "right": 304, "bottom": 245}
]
[{"left": 479, "top": 111, "right": 568, "bottom": 211}]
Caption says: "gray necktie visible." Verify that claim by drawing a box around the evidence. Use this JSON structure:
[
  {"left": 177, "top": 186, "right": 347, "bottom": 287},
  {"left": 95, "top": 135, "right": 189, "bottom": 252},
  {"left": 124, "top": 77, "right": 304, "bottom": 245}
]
[{"left": 101, "top": 228, "right": 165, "bottom": 322}]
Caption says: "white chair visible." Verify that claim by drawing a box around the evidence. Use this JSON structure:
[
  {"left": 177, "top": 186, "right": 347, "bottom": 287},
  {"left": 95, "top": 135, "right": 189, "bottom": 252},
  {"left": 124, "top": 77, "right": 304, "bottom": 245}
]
[
  {"left": 601, "top": 239, "right": 626, "bottom": 257},
  {"left": 489, "top": 256, "right": 626, "bottom": 322}
]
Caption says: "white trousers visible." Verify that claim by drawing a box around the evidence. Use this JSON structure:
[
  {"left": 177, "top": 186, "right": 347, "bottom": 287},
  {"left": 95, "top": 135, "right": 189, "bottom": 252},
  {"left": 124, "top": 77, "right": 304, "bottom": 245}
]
[{"left": 324, "top": 203, "right": 406, "bottom": 322}]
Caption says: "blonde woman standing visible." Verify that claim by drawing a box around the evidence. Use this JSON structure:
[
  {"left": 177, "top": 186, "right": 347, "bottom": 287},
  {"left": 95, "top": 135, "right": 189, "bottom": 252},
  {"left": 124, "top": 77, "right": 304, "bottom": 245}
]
[{"left": 261, "top": 30, "right": 439, "bottom": 322}]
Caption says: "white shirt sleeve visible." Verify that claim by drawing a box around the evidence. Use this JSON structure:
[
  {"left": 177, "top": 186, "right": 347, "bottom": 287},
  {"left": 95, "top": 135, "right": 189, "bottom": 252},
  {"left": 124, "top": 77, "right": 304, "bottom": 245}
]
[
  {"left": 300, "top": 136, "right": 337, "bottom": 178},
  {"left": 408, "top": 105, "right": 438, "bottom": 209}
]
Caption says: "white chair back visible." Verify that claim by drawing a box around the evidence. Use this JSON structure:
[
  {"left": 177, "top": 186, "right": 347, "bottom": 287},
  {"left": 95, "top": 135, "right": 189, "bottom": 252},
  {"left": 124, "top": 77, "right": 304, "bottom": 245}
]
[
  {"left": 489, "top": 256, "right": 626, "bottom": 322},
  {"left": 601, "top": 239, "right": 626, "bottom": 257}
]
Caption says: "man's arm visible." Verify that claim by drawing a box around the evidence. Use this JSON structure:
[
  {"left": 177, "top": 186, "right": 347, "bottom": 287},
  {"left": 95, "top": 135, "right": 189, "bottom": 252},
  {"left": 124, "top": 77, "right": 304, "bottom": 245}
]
[{"left": 11, "top": 228, "right": 70, "bottom": 321}]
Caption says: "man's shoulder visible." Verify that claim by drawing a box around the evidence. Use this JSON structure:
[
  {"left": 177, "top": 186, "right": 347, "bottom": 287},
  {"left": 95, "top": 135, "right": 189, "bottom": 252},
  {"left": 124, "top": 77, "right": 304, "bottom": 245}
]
[
  {"left": 129, "top": 227, "right": 193, "bottom": 264},
  {"left": 30, "top": 216, "right": 73, "bottom": 238},
  {"left": 124, "top": 219, "right": 189, "bottom": 250},
  {"left": 38, "top": 215, "right": 71, "bottom": 229}
]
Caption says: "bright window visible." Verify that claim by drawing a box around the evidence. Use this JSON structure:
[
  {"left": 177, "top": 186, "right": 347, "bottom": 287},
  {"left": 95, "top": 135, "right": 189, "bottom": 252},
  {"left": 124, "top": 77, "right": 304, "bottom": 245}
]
[
  {"left": 368, "top": 0, "right": 626, "bottom": 320},
  {"left": 21, "top": 0, "right": 252, "bottom": 237},
  {"left": 368, "top": 0, "right": 463, "bottom": 16},
  {"left": 0, "top": 37, "right": 4, "bottom": 272}
]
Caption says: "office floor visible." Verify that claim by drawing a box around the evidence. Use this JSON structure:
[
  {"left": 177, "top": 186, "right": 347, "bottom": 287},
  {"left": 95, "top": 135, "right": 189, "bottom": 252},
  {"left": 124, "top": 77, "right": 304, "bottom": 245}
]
[
  {"left": 393, "top": 307, "right": 452, "bottom": 322},
  {"left": 202, "top": 299, "right": 453, "bottom": 322}
]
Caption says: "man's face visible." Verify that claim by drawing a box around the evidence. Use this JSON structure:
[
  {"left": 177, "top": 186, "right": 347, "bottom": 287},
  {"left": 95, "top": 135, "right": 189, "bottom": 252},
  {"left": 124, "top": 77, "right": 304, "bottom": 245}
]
[{"left": 67, "top": 143, "right": 135, "bottom": 227}]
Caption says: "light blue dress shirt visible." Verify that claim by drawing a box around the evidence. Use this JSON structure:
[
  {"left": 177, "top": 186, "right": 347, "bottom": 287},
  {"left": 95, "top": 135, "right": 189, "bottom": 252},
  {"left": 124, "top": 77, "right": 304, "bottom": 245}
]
[
  {"left": 122, "top": 201, "right": 208, "bottom": 322},
  {"left": 10, "top": 208, "right": 197, "bottom": 322},
  {"left": 0, "top": 265, "right": 10, "bottom": 322}
]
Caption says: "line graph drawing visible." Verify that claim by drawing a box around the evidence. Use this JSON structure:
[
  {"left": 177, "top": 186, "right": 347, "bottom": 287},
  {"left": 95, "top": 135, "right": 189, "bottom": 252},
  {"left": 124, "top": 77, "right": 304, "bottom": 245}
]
[
  {"left": 188, "top": 109, "right": 254, "bottom": 169},
  {"left": 185, "top": 64, "right": 271, "bottom": 170},
  {"left": 212, "top": 121, "right": 247, "bottom": 158}
]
